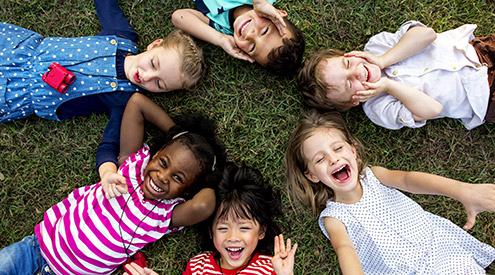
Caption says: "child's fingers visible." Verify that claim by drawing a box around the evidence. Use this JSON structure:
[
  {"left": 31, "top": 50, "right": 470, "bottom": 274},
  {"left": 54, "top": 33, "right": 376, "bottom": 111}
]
[
  {"left": 115, "top": 184, "right": 128, "bottom": 195},
  {"left": 285, "top": 237, "right": 291, "bottom": 251},
  {"left": 278, "top": 234, "right": 286, "bottom": 252},
  {"left": 463, "top": 210, "right": 477, "bottom": 230},
  {"left": 274, "top": 235, "right": 280, "bottom": 253}
]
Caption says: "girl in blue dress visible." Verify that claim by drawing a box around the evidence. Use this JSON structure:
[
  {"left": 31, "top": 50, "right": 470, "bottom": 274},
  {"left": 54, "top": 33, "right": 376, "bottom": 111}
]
[{"left": 0, "top": 0, "right": 205, "bottom": 182}]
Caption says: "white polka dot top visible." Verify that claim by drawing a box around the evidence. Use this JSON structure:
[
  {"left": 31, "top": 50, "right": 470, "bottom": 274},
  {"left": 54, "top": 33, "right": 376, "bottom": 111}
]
[{"left": 319, "top": 167, "right": 495, "bottom": 274}]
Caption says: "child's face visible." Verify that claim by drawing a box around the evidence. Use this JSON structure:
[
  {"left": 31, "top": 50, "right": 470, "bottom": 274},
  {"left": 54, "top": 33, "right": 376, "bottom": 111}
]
[
  {"left": 125, "top": 39, "right": 183, "bottom": 93},
  {"left": 233, "top": 9, "right": 290, "bottom": 65},
  {"left": 212, "top": 210, "right": 265, "bottom": 270},
  {"left": 142, "top": 141, "right": 201, "bottom": 200},
  {"left": 320, "top": 56, "right": 381, "bottom": 107},
  {"left": 302, "top": 128, "right": 361, "bottom": 203}
]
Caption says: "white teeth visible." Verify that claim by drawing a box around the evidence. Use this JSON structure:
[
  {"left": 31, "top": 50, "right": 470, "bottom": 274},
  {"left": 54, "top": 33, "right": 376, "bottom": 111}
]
[
  {"left": 241, "top": 20, "right": 250, "bottom": 36},
  {"left": 335, "top": 166, "right": 346, "bottom": 173},
  {"left": 150, "top": 179, "right": 163, "bottom": 192},
  {"left": 227, "top": 247, "right": 243, "bottom": 252}
]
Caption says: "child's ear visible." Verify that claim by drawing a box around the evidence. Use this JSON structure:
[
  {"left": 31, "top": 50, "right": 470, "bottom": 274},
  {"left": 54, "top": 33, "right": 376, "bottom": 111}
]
[
  {"left": 258, "top": 226, "right": 266, "bottom": 240},
  {"left": 304, "top": 171, "right": 320, "bottom": 183},
  {"left": 147, "top": 39, "right": 164, "bottom": 51}
]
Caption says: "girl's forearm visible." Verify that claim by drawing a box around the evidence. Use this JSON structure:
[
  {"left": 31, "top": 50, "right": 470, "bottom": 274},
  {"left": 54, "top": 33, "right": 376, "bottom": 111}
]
[
  {"left": 172, "top": 9, "right": 227, "bottom": 47},
  {"left": 385, "top": 79, "right": 443, "bottom": 121},
  {"left": 380, "top": 26, "right": 437, "bottom": 68}
]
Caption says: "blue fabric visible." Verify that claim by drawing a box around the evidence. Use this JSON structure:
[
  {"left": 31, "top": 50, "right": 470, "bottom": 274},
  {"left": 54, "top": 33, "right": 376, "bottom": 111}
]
[
  {"left": 0, "top": 234, "right": 54, "bottom": 275},
  {"left": 0, "top": 0, "right": 143, "bottom": 172},
  {"left": 194, "top": 0, "right": 275, "bottom": 35}
]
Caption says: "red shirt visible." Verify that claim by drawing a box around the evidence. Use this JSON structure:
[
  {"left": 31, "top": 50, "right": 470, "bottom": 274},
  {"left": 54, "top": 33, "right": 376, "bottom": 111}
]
[{"left": 183, "top": 251, "right": 274, "bottom": 275}]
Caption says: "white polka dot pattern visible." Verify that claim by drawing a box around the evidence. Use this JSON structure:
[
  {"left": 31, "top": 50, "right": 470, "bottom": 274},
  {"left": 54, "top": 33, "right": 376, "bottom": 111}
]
[
  {"left": 319, "top": 167, "right": 495, "bottom": 274},
  {"left": 0, "top": 22, "right": 142, "bottom": 122}
]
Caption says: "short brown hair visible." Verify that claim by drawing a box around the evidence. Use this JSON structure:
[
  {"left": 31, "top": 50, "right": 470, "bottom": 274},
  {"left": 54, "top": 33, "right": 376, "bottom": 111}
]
[
  {"left": 298, "top": 49, "right": 353, "bottom": 111},
  {"left": 159, "top": 29, "right": 206, "bottom": 91},
  {"left": 265, "top": 18, "right": 305, "bottom": 76},
  {"left": 284, "top": 111, "right": 366, "bottom": 212}
]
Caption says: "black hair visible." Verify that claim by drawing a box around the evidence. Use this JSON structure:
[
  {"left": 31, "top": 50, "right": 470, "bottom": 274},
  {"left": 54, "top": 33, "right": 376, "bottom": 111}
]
[
  {"left": 149, "top": 112, "right": 226, "bottom": 199},
  {"left": 199, "top": 163, "right": 282, "bottom": 255}
]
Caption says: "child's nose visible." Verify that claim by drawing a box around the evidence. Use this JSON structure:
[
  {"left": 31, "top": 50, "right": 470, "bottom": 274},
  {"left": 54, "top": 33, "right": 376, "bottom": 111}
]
[{"left": 227, "top": 231, "right": 240, "bottom": 241}]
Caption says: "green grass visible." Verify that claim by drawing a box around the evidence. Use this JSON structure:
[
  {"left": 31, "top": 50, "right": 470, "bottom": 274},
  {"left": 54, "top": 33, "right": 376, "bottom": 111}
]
[{"left": 1, "top": 0, "right": 495, "bottom": 273}]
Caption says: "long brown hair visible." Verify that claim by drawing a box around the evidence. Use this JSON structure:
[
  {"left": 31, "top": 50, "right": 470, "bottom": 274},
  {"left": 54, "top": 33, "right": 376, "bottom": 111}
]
[{"left": 284, "top": 111, "right": 366, "bottom": 212}]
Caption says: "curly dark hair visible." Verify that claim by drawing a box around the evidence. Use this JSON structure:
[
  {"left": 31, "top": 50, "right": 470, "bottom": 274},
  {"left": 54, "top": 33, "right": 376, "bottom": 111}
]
[
  {"left": 198, "top": 163, "right": 282, "bottom": 255},
  {"left": 150, "top": 112, "right": 226, "bottom": 199},
  {"left": 265, "top": 18, "right": 305, "bottom": 76}
]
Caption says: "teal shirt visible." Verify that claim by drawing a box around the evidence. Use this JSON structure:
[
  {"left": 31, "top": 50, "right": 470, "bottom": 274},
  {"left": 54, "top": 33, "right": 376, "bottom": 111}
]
[{"left": 195, "top": 0, "right": 276, "bottom": 35}]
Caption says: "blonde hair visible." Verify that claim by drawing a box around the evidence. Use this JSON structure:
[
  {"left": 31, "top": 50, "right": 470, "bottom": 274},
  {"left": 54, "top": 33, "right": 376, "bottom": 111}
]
[
  {"left": 284, "top": 111, "right": 366, "bottom": 212},
  {"left": 297, "top": 49, "right": 353, "bottom": 112},
  {"left": 159, "top": 29, "right": 206, "bottom": 92}
]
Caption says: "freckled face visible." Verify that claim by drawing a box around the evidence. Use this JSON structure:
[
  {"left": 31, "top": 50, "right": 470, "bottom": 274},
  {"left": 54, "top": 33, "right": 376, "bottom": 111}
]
[
  {"left": 142, "top": 142, "right": 201, "bottom": 200},
  {"left": 125, "top": 44, "right": 183, "bottom": 93},
  {"left": 232, "top": 9, "right": 289, "bottom": 65},
  {"left": 319, "top": 56, "right": 381, "bottom": 106},
  {"left": 212, "top": 209, "right": 265, "bottom": 270}
]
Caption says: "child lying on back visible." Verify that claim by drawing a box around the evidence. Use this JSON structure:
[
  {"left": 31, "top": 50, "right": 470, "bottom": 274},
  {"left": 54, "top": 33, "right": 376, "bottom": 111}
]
[
  {"left": 172, "top": 0, "right": 305, "bottom": 75},
  {"left": 298, "top": 21, "right": 495, "bottom": 130}
]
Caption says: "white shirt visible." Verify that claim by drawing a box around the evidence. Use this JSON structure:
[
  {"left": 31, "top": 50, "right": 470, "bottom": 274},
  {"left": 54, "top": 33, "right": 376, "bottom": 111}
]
[{"left": 362, "top": 21, "right": 489, "bottom": 130}]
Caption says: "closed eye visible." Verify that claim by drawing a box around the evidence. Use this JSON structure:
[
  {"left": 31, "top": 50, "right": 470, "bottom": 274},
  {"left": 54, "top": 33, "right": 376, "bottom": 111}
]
[
  {"left": 335, "top": 146, "right": 343, "bottom": 152},
  {"left": 316, "top": 157, "right": 324, "bottom": 164},
  {"left": 151, "top": 58, "right": 155, "bottom": 68},
  {"left": 262, "top": 27, "right": 269, "bottom": 35},
  {"left": 250, "top": 43, "right": 256, "bottom": 52}
]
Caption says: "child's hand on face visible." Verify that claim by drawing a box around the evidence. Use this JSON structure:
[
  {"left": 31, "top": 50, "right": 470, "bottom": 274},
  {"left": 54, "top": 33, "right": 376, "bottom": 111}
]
[
  {"left": 252, "top": 0, "right": 287, "bottom": 36},
  {"left": 219, "top": 34, "right": 255, "bottom": 63},
  {"left": 101, "top": 171, "right": 128, "bottom": 199},
  {"left": 345, "top": 51, "right": 385, "bottom": 69},
  {"left": 272, "top": 234, "right": 297, "bottom": 275},
  {"left": 123, "top": 263, "right": 158, "bottom": 275},
  {"left": 459, "top": 183, "right": 495, "bottom": 230},
  {"left": 352, "top": 77, "right": 389, "bottom": 103}
]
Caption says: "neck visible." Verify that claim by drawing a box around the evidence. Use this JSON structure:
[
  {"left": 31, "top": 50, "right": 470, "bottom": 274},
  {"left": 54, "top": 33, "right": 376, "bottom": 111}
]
[
  {"left": 334, "top": 181, "right": 363, "bottom": 204},
  {"left": 123, "top": 54, "right": 134, "bottom": 80}
]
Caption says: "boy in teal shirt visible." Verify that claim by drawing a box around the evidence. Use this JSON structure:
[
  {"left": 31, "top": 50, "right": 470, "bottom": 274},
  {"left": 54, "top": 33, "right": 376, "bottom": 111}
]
[{"left": 172, "top": 0, "right": 305, "bottom": 75}]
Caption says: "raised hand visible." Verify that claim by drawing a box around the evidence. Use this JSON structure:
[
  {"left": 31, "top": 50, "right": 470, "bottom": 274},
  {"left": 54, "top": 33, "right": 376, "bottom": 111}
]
[
  {"left": 460, "top": 183, "right": 495, "bottom": 230},
  {"left": 252, "top": 0, "right": 287, "bottom": 36},
  {"left": 352, "top": 77, "right": 389, "bottom": 103},
  {"left": 219, "top": 34, "right": 255, "bottom": 62},
  {"left": 272, "top": 234, "right": 297, "bottom": 275},
  {"left": 345, "top": 51, "right": 385, "bottom": 69},
  {"left": 123, "top": 263, "right": 158, "bottom": 275}
]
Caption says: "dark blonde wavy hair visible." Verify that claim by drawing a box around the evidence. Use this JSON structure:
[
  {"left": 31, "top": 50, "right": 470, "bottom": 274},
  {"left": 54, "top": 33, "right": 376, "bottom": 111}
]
[
  {"left": 159, "top": 29, "right": 206, "bottom": 92},
  {"left": 284, "top": 111, "right": 366, "bottom": 212}
]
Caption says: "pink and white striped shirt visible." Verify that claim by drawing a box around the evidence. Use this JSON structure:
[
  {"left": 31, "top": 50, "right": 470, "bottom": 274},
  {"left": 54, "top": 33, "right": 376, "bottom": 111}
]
[
  {"left": 183, "top": 252, "right": 275, "bottom": 275},
  {"left": 35, "top": 145, "right": 184, "bottom": 275}
]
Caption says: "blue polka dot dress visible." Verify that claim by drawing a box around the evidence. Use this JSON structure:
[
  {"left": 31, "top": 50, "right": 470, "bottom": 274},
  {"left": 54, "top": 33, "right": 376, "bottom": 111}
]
[
  {"left": 319, "top": 167, "right": 495, "bottom": 274},
  {"left": 0, "top": 22, "right": 141, "bottom": 122}
]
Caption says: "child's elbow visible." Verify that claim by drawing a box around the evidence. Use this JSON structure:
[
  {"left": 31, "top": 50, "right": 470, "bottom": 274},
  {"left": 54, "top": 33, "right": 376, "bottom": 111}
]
[
  {"left": 172, "top": 9, "right": 188, "bottom": 28},
  {"left": 424, "top": 27, "right": 437, "bottom": 43}
]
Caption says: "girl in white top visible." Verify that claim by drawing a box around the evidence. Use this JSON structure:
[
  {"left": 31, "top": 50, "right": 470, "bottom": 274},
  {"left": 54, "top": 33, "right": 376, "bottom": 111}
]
[{"left": 285, "top": 111, "right": 495, "bottom": 274}]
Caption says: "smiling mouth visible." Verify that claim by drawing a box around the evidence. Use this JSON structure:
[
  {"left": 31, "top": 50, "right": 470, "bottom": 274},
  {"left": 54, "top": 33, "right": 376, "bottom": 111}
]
[
  {"left": 226, "top": 247, "right": 244, "bottom": 259},
  {"left": 364, "top": 65, "right": 370, "bottom": 82},
  {"left": 149, "top": 178, "right": 164, "bottom": 193},
  {"left": 332, "top": 165, "right": 351, "bottom": 182},
  {"left": 239, "top": 19, "right": 251, "bottom": 37},
  {"left": 134, "top": 72, "right": 141, "bottom": 83}
]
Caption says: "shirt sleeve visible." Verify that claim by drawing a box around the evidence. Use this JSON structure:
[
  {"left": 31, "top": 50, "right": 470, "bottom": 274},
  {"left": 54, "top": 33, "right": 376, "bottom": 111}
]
[
  {"left": 94, "top": 0, "right": 139, "bottom": 43},
  {"left": 95, "top": 92, "right": 135, "bottom": 172},
  {"left": 362, "top": 93, "right": 427, "bottom": 130}
]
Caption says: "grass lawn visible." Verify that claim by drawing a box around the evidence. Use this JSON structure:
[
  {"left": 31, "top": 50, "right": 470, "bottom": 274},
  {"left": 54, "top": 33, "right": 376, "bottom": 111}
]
[{"left": 1, "top": 0, "right": 494, "bottom": 273}]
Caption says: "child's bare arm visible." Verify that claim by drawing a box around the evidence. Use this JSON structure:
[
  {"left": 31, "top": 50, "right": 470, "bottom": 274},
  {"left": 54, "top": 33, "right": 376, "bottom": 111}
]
[
  {"left": 172, "top": 9, "right": 254, "bottom": 62},
  {"left": 324, "top": 217, "right": 364, "bottom": 274},
  {"left": 361, "top": 78, "right": 443, "bottom": 121},
  {"left": 119, "top": 93, "right": 174, "bottom": 164},
  {"left": 169, "top": 188, "right": 216, "bottom": 227},
  {"left": 372, "top": 166, "right": 495, "bottom": 230},
  {"left": 346, "top": 26, "right": 437, "bottom": 69}
]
